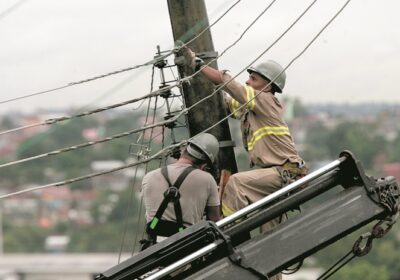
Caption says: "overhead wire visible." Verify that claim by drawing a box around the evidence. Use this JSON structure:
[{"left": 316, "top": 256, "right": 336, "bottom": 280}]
[
  {"left": 0, "top": 0, "right": 276, "bottom": 166},
  {"left": 0, "top": 0, "right": 352, "bottom": 200},
  {"left": 117, "top": 93, "right": 152, "bottom": 263},
  {"left": 0, "top": 0, "right": 266, "bottom": 138},
  {"left": 133, "top": 101, "right": 167, "bottom": 254},
  {"left": 0, "top": 0, "right": 28, "bottom": 20},
  {"left": 0, "top": 83, "right": 180, "bottom": 136},
  {"left": 118, "top": 66, "right": 157, "bottom": 262},
  {"left": 192, "top": 0, "right": 353, "bottom": 139},
  {"left": 168, "top": 0, "right": 324, "bottom": 139},
  {"left": 127, "top": 60, "right": 188, "bottom": 255},
  {"left": 0, "top": 141, "right": 182, "bottom": 199},
  {"left": 0, "top": 0, "right": 243, "bottom": 106},
  {"left": 0, "top": 79, "right": 189, "bottom": 169}
]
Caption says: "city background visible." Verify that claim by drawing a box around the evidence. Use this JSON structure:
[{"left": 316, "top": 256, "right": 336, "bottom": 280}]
[
  {"left": 1, "top": 0, "right": 400, "bottom": 279},
  {"left": 0, "top": 100, "right": 399, "bottom": 279}
]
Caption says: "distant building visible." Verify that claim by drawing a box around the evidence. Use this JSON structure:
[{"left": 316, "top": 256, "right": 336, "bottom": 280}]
[
  {"left": 383, "top": 163, "right": 400, "bottom": 181},
  {"left": 0, "top": 253, "right": 130, "bottom": 280},
  {"left": 44, "top": 235, "right": 70, "bottom": 253},
  {"left": 90, "top": 160, "right": 144, "bottom": 192}
]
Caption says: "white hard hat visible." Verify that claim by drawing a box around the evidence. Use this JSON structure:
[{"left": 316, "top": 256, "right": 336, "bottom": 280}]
[
  {"left": 247, "top": 60, "right": 286, "bottom": 93},
  {"left": 186, "top": 133, "right": 219, "bottom": 163}
]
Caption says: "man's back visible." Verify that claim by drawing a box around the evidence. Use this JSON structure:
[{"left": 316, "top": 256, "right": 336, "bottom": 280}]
[{"left": 141, "top": 162, "right": 219, "bottom": 226}]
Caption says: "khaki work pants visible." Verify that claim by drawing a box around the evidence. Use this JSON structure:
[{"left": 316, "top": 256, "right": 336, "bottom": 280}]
[{"left": 221, "top": 167, "right": 283, "bottom": 280}]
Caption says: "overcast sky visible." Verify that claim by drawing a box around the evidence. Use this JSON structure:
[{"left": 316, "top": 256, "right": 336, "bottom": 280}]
[{"left": 0, "top": 0, "right": 399, "bottom": 114}]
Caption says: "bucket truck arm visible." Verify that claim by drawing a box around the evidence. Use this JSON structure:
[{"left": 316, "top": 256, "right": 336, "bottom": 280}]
[{"left": 96, "top": 151, "right": 399, "bottom": 280}]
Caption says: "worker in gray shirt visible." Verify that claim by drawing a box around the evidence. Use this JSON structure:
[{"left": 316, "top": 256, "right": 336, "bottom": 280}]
[{"left": 141, "top": 133, "right": 221, "bottom": 249}]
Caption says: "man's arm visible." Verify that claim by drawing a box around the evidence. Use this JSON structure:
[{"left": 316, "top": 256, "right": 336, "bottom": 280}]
[
  {"left": 199, "top": 65, "right": 223, "bottom": 84},
  {"left": 179, "top": 43, "right": 251, "bottom": 111},
  {"left": 206, "top": 205, "right": 221, "bottom": 222}
]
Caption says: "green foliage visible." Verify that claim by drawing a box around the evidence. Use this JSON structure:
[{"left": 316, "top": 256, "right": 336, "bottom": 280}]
[
  {"left": 302, "top": 122, "right": 331, "bottom": 160},
  {"left": 68, "top": 223, "right": 135, "bottom": 252},
  {"left": 69, "top": 188, "right": 143, "bottom": 253},
  {"left": 314, "top": 223, "right": 400, "bottom": 280},
  {"left": 3, "top": 222, "right": 50, "bottom": 252},
  {"left": 304, "top": 121, "right": 388, "bottom": 170},
  {"left": 11, "top": 113, "right": 148, "bottom": 186},
  {"left": 326, "top": 122, "right": 386, "bottom": 168},
  {"left": 331, "top": 261, "right": 389, "bottom": 280},
  {"left": 387, "top": 134, "right": 400, "bottom": 163}
]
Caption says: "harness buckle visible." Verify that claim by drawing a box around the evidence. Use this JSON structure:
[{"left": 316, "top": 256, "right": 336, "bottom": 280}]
[{"left": 164, "top": 186, "right": 180, "bottom": 200}]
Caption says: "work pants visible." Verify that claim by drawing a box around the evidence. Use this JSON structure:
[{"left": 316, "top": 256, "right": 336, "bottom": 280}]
[{"left": 221, "top": 167, "right": 283, "bottom": 280}]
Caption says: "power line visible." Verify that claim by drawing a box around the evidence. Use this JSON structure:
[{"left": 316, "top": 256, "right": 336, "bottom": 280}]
[
  {"left": 183, "top": 0, "right": 242, "bottom": 47},
  {"left": 195, "top": 0, "right": 353, "bottom": 138},
  {"left": 0, "top": 0, "right": 28, "bottom": 20},
  {"left": 0, "top": 111, "right": 180, "bottom": 168},
  {"left": 192, "top": 0, "right": 277, "bottom": 78},
  {"left": 0, "top": 0, "right": 243, "bottom": 106},
  {"left": 0, "top": 0, "right": 352, "bottom": 199},
  {"left": 118, "top": 68, "right": 157, "bottom": 263},
  {"left": 180, "top": 0, "right": 324, "bottom": 134},
  {"left": 0, "top": 83, "right": 177, "bottom": 136},
  {"left": 0, "top": 0, "right": 266, "bottom": 137},
  {"left": 0, "top": 142, "right": 183, "bottom": 199},
  {"left": 0, "top": 0, "right": 310, "bottom": 169}
]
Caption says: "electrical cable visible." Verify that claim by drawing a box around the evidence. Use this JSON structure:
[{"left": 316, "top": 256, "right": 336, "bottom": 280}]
[
  {"left": 117, "top": 69, "right": 157, "bottom": 263},
  {"left": 0, "top": 82, "right": 177, "bottom": 136},
  {"left": 173, "top": 0, "right": 324, "bottom": 141},
  {"left": 182, "top": 0, "right": 242, "bottom": 48},
  {"left": 0, "top": 0, "right": 28, "bottom": 20},
  {"left": 191, "top": 0, "right": 352, "bottom": 140},
  {"left": 0, "top": 141, "right": 183, "bottom": 199},
  {"left": 0, "top": 0, "right": 321, "bottom": 169},
  {"left": 0, "top": 0, "right": 266, "bottom": 137},
  {"left": 0, "top": 0, "right": 243, "bottom": 106},
  {"left": 134, "top": 120, "right": 168, "bottom": 254},
  {"left": 0, "top": 0, "right": 352, "bottom": 199}
]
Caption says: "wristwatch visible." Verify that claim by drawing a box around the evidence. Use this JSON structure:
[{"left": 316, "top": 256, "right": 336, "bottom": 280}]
[{"left": 194, "top": 57, "right": 205, "bottom": 71}]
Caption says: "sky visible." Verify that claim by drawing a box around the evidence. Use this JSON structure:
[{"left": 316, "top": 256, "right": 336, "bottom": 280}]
[{"left": 0, "top": 0, "right": 399, "bottom": 114}]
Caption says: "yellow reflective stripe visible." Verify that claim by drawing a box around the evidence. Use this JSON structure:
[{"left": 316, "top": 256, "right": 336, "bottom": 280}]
[
  {"left": 231, "top": 98, "right": 242, "bottom": 118},
  {"left": 247, "top": 126, "right": 290, "bottom": 151},
  {"left": 231, "top": 98, "right": 240, "bottom": 110},
  {"left": 245, "top": 86, "right": 255, "bottom": 110},
  {"left": 221, "top": 203, "right": 235, "bottom": 217}
]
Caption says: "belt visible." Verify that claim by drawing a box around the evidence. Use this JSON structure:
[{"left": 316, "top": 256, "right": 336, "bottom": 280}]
[
  {"left": 250, "top": 160, "right": 307, "bottom": 173},
  {"left": 282, "top": 161, "right": 308, "bottom": 178}
]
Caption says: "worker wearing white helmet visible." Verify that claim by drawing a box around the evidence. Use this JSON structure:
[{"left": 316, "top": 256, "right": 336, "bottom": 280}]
[
  {"left": 180, "top": 45, "right": 307, "bottom": 279},
  {"left": 140, "top": 133, "right": 221, "bottom": 249}
]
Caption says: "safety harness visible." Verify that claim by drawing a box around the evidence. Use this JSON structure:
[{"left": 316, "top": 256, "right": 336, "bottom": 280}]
[{"left": 141, "top": 165, "right": 195, "bottom": 250}]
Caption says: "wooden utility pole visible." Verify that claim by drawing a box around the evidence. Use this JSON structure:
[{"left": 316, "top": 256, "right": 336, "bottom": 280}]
[{"left": 167, "top": 0, "right": 238, "bottom": 175}]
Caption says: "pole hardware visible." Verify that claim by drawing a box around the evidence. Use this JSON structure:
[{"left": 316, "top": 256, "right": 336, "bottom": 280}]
[
  {"left": 154, "top": 45, "right": 167, "bottom": 69},
  {"left": 129, "top": 143, "right": 151, "bottom": 161}
]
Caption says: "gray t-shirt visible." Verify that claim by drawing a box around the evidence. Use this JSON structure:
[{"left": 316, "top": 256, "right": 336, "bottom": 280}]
[{"left": 141, "top": 162, "right": 220, "bottom": 226}]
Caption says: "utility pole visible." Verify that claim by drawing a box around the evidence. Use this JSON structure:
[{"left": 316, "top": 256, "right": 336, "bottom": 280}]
[{"left": 167, "top": 0, "right": 238, "bottom": 176}]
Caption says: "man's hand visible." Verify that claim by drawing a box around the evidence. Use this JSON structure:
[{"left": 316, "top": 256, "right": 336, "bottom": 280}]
[{"left": 175, "top": 40, "right": 203, "bottom": 71}]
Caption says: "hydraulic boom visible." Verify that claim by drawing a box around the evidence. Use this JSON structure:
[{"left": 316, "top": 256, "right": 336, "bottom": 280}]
[{"left": 96, "top": 151, "right": 399, "bottom": 280}]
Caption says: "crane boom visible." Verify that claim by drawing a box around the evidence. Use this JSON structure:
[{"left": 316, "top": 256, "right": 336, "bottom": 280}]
[{"left": 96, "top": 151, "right": 399, "bottom": 280}]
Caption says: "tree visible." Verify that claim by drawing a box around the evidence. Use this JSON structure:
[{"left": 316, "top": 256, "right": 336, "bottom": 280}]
[
  {"left": 303, "top": 121, "right": 331, "bottom": 161},
  {"left": 387, "top": 132, "right": 400, "bottom": 163},
  {"left": 332, "top": 261, "right": 389, "bottom": 280}
]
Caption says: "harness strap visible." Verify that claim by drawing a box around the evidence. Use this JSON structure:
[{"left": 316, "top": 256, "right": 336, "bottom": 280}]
[{"left": 148, "top": 165, "right": 195, "bottom": 235}]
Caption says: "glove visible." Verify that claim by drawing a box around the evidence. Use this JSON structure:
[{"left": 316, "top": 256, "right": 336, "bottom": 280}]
[
  {"left": 175, "top": 40, "right": 204, "bottom": 71},
  {"left": 194, "top": 57, "right": 205, "bottom": 71}
]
